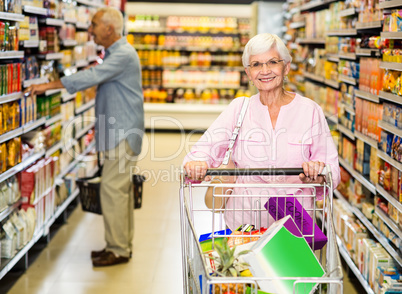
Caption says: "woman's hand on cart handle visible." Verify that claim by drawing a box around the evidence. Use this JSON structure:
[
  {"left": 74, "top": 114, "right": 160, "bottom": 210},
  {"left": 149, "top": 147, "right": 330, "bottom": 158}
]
[
  {"left": 184, "top": 161, "right": 209, "bottom": 181},
  {"left": 300, "top": 161, "right": 326, "bottom": 184}
]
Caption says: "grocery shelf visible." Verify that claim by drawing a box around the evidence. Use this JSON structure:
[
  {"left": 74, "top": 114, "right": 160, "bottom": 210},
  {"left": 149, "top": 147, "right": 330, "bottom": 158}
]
[
  {"left": 355, "top": 48, "right": 381, "bottom": 57},
  {"left": 0, "top": 51, "right": 24, "bottom": 59},
  {"left": 323, "top": 110, "right": 338, "bottom": 124},
  {"left": 324, "top": 79, "right": 339, "bottom": 89},
  {"left": 338, "top": 74, "right": 356, "bottom": 85},
  {"left": 75, "top": 122, "right": 95, "bottom": 139},
  {"left": 23, "top": 5, "right": 47, "bottom": 16},
  {"left": 379, "top": 90, "right": 402, "bottom": 104},
  {"left": 381, "top": 31, "right": 402, "bottom": 39},
  {"left": 336, "top": 235, "right": 374, "bottom": 294},
  {"left": 38, "top": 52, "right": 64, "bottom": 60},
  {"left": 289, "top": 22, "right": 305, "bottom": 29},
  {"left": 377, "top": 149, "right": 402, "bottom": 172},
  {"left": 380, "top": 61, "right": 402, "bottom": 71},
  {"left": 75, "top": 99, "right": 95, "bottom": 114},
  {"left": 378, "top": 120, "right": 402, "bottom": 138},
  {"left": 0, "top": 150, "right": 45, "bottom": 183},
  {"left": 133, "top": 44, "right": 244, "bottom": 53},
  {"left": 375, "top": 206, "right": 402, "bottom": 239},
  {"left": 338, "top": 7, "right": 357, "bottom": 17},
  {"left": 57, "top": 141, "right": 96, "bottom": 181},
  {"left": 164, "top": 84, "right": 241, "bottom": 90},
  {"left": 326, "top": 29, "right": 357, "bottom": 36},
  {"left": 45, "top": 141, "right": 63, "bottom": 158},
  {"left": 22, "top": 40, "right": 39, "bottom": 48},
  {"left": 0, "top": 200, "right": 22, "bottom": 224},
  {"left": 76, "top": 0, "right": 106, "bottom": 7},
  {"left": 44, "top": 18, "right": 65, "bottom": 27},
  {"left": 334, "top": 189, "right": 402, "bottom": 267},
  {"left": 23, "top": 117, "right": 46, "bottom": 133},
  {"left": 24, "top": 77, "right": 48, "bottom": 88},
  {"left": 62, "top": 39, "right": 78, "bottom": 47},
  {"left": 0, "top": 127, "right": 23, "bottom": 144},
  {"left": 62, "top": 92, "right": 76, "bottom": 102},
  {"left": 76, "top": 22, "right": 89, "bottom": 29},
  {"left": 379, "top": 0, "right": 402, "bottom": 8},
  {"left": 45, "top": 113, "right": 62, "bottom": 127},
  {"left": 0, "top": 225, "right": 44, "bottom": 280},
  {"left": 354, "top": 130, "right": 378, "bottom": 149},
  {"left": 338, "top": 157, "right": 376, "bottom": 194},
  {"left": 338, "top": 52, "right": 356, "bottom": 60},
  {"left": 64, "top": 17, "right": 77, "bottom": 24},
  {"left": 45, "top": 89, "right": 62, "bottom": 96},
  {"left": 33, "top": 186, "right": 53, "bottom": 206},
  {"left": 326, "top": 54, "right": 339, "bottom": 62},
  {"left": 354, "top": 89, "right": 380, "bottom": 103},
  {"left": 376, "top": 184, "right": 402, "bottom": 213},
  {"left": 356, "top": 21, "right": 382, "bottom": 30},
  {"left": 300, "top": 0, "right": 337, "bottom": 12},
  {"left": 304, "top": 71, "right": 325, "bottom": 83},
  {"left": 337, "top": 124, "right": 355, "bottom": 140},
  {"left": 296, "top": 37, "right": 326, "bottom": 44},
  {"left": 341, "top": 102, "right": 355, "bottom": 114},
  {"left": 0, "top": 12, "right": 24, "bottom": 22},
  {"left": 0, "top": 92, "right": 23, "bottom": 104},
  {"left": 180, "top": 65, "right": 245, "bottom": 72}
]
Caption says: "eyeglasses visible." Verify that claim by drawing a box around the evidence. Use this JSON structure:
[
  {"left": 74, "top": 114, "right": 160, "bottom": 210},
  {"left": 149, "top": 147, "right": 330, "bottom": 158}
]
[{"left": 247, "top": 59, "right": 284, "bottom": 71}]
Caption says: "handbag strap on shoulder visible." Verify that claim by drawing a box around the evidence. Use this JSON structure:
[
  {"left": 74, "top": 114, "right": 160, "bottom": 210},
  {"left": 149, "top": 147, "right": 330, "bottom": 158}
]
[{"left": 222, "top": 97, "right": 250, "bottom": 165}]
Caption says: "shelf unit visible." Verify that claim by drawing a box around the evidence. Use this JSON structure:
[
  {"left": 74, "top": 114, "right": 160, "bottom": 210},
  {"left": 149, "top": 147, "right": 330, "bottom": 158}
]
[
  {"left": 285, "top": 0, "right": 402, "bottom": 286},
  {"left": 0, "top": 0, "right": 105, "bottom": 282}
]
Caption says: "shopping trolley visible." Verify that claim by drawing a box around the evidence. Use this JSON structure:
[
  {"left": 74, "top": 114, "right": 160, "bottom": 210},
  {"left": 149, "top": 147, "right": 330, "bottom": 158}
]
[{"left": 180, "top": 167, "right": 343, "bottom": 294}]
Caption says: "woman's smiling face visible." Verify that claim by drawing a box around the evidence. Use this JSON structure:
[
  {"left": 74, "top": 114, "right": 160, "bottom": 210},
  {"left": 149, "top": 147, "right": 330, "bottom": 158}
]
[{"left": 245, "top": 47, "right": 290, "bottom": 93}]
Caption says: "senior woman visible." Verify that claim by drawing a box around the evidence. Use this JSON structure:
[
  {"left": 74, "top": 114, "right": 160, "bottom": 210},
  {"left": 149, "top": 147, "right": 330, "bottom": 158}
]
[{"left": 183, "top": 33, "right": 340, "bottom": 231}]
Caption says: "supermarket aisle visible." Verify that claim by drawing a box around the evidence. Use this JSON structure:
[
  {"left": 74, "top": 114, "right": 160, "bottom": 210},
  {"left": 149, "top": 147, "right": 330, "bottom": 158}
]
[{"left": 6, "top": 132, "right": 362, "bottom": 294}]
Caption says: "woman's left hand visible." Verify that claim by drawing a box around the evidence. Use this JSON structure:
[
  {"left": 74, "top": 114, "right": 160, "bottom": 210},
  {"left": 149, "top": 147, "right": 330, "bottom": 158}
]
[{"left": 300, "top": 161, "right": 325, "bottom": 184}]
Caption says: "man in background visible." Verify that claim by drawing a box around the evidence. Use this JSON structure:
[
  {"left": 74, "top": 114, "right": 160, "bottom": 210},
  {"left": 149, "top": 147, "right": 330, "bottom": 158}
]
[{"left": 27, "top": 7, "right": 144, "bottom": 267}]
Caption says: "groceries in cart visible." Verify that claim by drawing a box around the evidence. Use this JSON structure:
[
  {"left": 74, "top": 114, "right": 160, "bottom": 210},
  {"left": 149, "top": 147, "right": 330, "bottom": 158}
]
[{"left": 201, "top": 215, "right": 325, "bottom": 294}]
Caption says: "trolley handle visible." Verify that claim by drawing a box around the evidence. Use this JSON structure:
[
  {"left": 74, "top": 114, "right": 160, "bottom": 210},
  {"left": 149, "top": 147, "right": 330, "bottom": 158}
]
[{"left": 205, "top": 167, "right": 328, "bottom": 177}]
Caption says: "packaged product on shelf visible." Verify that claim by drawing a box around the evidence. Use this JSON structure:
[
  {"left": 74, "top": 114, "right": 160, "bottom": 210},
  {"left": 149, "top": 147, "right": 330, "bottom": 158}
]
[
  {"left": 1, "top": 220, "right": 17, "bottom": 258},
  {"left": 10, "top": 213, "right": 24, "bottom": 250},
  {"left": 0, "top": 182, "right": 7, "bottom": 211},
  {"left": 0, "top": 143, "right": 5, "bottom": 173},
  {"left": 6, "top": 137, "right": 21, "bottom": 168}
]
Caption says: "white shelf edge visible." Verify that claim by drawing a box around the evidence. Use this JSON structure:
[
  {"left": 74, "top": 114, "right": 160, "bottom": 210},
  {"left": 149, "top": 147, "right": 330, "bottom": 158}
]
[
  {"left": 45, "top": 142, "right": 62, "bottom": 157},
  {"left": 0, "top": 51, "right": 24, "bottom": 59},
  {"left": 44, "top": 89, "right": 62, "bottom": 97},
  {"left": 354, "top": 130, "right": 378, "bottom": 149},
  {"left": 75, "top": 122, "right": 95, "bottom": 139},
  {"left": 337, "top": 124, "right": 355, "bottom": 140},
  {"left": 0, "top": 92, "right": 23, "bottom": 104},
  {"left": 376, "top": 184, "right": 402, "bottom": 214},
  {"left": 0, "top": 12, "right": 25, "bottom": 22},
  {"left": 378, "top": 120, "right": 402, "bottom": 138},
  {"left": 355, "top": 89, "right": 380, "bottom": 103},
  {"left": 0, "top": 127, "right": 23, "bottom": 144},
  {"left": 339, "top": 74, "right": 356, "bottom": 85},
  {"left": 336, "top": 235, "right": 375, "bottom": 294},
  {"left": 377, "top": 149, "right": 402, "bottom": 173},
  {"left": 45, "top": 113, "right": 62, "bottom": 126},
  {"left": 23, "top": 40, "right": 39, "bottom": 48},
  {"left": 23, "top": 5, "right": 48, "bottom": 16},
  {"left": 62, "top": 92, "right": 76, "bottom": 102},
  {"left": 23, "top": 117, "right": 46, "bottom": 133},
  {"left": 334, "top": 189, "right": 402, "bottom": 267},
  {"left": 62, "top": 39, "right": 78, "bottom": 47},
  {"left": 338, "top": 157, "right": 376, "bottom": 194},
  {"left": 0, "top": 200, "right": 23, "bottom": 224},
  {"left": 375, "top": 206, "right": 402, "bottom": 240},
  {"left": 45, "top": 18, "right": 65, "bottom": 27},
  {"left": 75, "top": 99, "right": 95, "bottom": 114},
  {"left": 379, "top": 90, "right": 402, "bottom": 104},
  {"left": 23, "top": 77, "right": 48, "bottom": 88},
  {"left": 380, "top": 61, "right": 402, "bottom": 71}
]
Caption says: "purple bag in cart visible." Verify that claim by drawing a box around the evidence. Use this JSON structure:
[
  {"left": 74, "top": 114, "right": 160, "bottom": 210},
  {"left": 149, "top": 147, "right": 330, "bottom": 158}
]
[{"left": 264, "top": 196, "right": 327, "bottom": 250}]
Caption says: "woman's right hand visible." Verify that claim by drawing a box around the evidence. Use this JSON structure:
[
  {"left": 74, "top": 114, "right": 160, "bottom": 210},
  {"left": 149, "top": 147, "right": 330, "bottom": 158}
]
[{"left": 184, "top": 161, "right": 209, "bottom": 181}]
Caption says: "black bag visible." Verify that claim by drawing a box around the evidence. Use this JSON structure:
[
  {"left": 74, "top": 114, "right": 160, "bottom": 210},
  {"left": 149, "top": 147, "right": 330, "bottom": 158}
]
[{"left": 76, "top": 155, "right": 146, "bottom": 214}]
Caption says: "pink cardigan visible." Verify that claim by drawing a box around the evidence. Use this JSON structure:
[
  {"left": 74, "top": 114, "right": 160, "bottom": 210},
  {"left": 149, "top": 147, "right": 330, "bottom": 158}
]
[{"left": 183, "top": 93, "right": 340, "bottom": 230}]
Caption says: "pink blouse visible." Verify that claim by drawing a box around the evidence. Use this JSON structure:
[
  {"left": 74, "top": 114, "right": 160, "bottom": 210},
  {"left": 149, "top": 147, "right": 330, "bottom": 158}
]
[{"left": 183, "top": 93, "right": 340, "bottom": 230}]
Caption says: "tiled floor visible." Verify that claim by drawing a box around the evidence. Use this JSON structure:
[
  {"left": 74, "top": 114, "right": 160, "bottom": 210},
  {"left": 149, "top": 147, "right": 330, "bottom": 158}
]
[{"left": 5, "top": 132, "right": 363, "bottom": 294}]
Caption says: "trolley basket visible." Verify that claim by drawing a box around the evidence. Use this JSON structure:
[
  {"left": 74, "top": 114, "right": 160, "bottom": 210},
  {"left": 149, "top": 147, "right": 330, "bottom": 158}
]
[
  {"left": 180, "top": 167, "right": 343, "bottom": 294},
  {"left": 76, "top": 173, "right": 102, "bottom": 215}
]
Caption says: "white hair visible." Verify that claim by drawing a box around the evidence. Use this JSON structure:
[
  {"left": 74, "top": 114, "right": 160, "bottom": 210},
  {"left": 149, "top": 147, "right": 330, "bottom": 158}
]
[
  {"left": 242, "top": 33, "right": 292, "bottom": 67},
  {"left": 98, "top": 7, "right": 123, "bottom": 36}
]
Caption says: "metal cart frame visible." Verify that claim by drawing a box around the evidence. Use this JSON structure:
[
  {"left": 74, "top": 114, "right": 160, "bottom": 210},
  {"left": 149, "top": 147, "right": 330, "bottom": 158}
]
[{"left": 180, "top": 167, "right": 343, "bottom": 294}]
